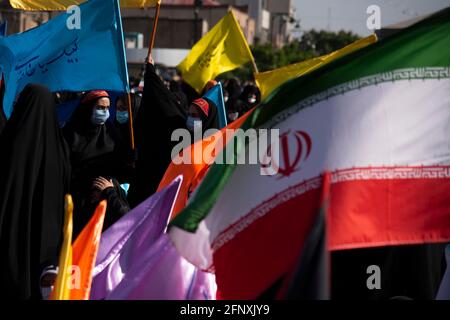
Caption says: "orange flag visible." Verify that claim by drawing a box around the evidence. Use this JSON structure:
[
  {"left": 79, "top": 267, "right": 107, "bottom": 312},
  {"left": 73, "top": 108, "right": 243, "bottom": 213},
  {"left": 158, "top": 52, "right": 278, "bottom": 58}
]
[
  {"left": 69, "top": 201, "right": 107, "bottom": 300},
  {"left": 158, "top": 109, "right": 254, "bottom": 219}
]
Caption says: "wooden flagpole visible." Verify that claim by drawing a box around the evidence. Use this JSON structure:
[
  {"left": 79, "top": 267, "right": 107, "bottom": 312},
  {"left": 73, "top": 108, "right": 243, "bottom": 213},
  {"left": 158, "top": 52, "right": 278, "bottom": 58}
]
[
  {"left": 127, "top": 1, "right": 161, "bottom": 150},
  {"left": 127, "top": 93, "right": 135, "bottom": 150},
  {"left": 147, "top": 1, "right": 161, "bottom": 60}
]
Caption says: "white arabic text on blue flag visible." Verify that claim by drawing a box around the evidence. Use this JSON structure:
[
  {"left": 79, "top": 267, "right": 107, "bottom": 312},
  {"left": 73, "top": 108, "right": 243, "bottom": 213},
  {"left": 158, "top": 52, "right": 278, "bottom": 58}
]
[{"left": 0, "top": 0, "right": 129, "bottom": 118}]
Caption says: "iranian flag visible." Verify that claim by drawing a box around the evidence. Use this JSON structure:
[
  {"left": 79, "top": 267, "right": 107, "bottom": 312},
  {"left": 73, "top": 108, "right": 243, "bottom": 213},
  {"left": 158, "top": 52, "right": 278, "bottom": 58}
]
[{"left": 169, "top": 8, "right": 450, "bottom": 299}]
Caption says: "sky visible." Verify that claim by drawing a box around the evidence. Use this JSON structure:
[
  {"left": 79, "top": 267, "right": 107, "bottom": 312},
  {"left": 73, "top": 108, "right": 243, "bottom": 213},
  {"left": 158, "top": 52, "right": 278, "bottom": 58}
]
[{"left": 293, "top": 0, "right": 450, "bottom": 36}]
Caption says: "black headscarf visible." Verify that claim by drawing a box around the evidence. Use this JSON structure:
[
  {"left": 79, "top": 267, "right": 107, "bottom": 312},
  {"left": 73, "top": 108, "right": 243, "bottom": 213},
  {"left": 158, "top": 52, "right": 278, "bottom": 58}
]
[
  {"left": 113, "top": 93, "right": 140, "bottom": 150},
  {"left": 180, "top": 80, "right": 201, "bottom": 105},
  {"left": 192, "top": 97, "right": 219, "bottom": 132},
  {"left": 224, "top": 78, "right": 244, "bottom": 118},
  {"left": 63, "top": 92, "right": 128, "bottom": 176},
  {"left": 170, "top": 80, "right": 189, "bottom": 114},
  {"left": 63, "top": 92, "right": 127, "bottom": 236},
  {"left": 0, "top": 84, "right": 71, "bottom": 299},
  {"left": 225, "top": 78, "right": 242, "bottom": 102},
  {"left": 128, "top": 62, "right": 187, "bottom": 208},
  {"left": 239, "top": 84, "right": 261, "bottom": 111}
]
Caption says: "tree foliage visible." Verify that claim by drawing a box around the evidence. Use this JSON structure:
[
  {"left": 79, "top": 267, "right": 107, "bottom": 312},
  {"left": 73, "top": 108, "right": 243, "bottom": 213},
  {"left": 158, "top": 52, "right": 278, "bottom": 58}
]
[{"left": 221, "top": 29, "right": 361, "bottom": 81}]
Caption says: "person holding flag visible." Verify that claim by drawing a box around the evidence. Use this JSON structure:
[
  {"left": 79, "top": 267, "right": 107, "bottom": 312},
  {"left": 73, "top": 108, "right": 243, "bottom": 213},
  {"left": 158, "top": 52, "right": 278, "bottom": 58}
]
[
  {"left": 62, "top": 90, "right": 130, "bottom": 236},
  {"left": 128, "top": 55, "right": 219, "bottom": 208}
]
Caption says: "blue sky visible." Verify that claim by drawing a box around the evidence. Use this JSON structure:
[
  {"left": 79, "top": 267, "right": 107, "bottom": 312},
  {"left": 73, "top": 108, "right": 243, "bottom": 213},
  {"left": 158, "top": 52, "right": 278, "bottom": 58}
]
[{"left": 293, "top": 0, "right": 450, "bottom": 36}]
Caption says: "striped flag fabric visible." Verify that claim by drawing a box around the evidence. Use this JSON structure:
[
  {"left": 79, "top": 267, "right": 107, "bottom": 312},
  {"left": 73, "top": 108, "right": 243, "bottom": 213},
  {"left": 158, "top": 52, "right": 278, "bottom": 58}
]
[
  {"left": 169, "top": 8, "right": 450, "bottom": 299},
  {"left": 254, "top": 34, "right": 377, "bottom": 100}
]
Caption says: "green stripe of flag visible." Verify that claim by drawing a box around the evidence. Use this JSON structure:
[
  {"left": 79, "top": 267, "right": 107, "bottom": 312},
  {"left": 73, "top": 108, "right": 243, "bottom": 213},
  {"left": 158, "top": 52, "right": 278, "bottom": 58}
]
[{"left": 170, "top": 7, "right": 450, "bottom": 233}]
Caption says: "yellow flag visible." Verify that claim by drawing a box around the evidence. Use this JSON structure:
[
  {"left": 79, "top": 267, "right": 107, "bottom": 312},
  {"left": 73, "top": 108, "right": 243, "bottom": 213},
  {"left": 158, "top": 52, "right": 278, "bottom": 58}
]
[
  {"left": 178, "top": 11, "right": 254, "bottom": 93},
  {"left": 10, "top": 0, "right": 160, "bottom": 10},
  {"left": 255, "top": 34, "right": 378, "bottom": 100},
  {"left": 51, "top": 195, "right": 74, "bottom": 300}
]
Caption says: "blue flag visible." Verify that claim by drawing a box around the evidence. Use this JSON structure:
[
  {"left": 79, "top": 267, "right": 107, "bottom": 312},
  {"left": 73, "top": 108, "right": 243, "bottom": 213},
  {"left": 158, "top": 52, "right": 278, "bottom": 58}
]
[
  {"left": 0, "top": 0, "right": 129, "bottom": 118},
  {"left": 203, "top": 82, "right": 227, "bottom": 129},
  {"left": 0, "top": 21, "right": 7, "bottom": 37}
]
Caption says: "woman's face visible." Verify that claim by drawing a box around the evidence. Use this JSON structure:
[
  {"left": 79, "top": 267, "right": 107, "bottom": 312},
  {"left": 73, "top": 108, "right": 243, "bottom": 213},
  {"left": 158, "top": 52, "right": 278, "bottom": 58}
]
[
  {"left": 116, "top": 99, "right": 127, "bottom": 112},
  {"left": 95, "top": 97, "right": 111, "bottom": 110}
]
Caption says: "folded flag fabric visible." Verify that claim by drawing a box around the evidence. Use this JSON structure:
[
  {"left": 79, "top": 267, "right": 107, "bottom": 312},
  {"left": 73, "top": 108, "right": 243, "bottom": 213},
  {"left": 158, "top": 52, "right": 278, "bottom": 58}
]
[
  {"left": 178, "top": 11, "right": 254, "bottom": 93},
  {"left": 203, "top": 82, "right": 227, "bottom": 129},
  {"left": 276, "top": 172, "right": 331, "bottom": 300},
  {"left": 0, "top": 0, "right": 129, "bottom": 118},
  {"left": 70, "top": 200, "right": 106, "bottom": 300},
  {"left": 91, "top": 176, "right": 215, "bottom": 300},
  {"left": 157, "top": 108, "right": 253, "bottom": 220},
  {"left": 170, "top": 8, "right": 450, "bottom": 299},
  {"left": 105, "top": 233, "right": 217, "bottom": 300},
  {"left": 9, "top": 0, "right": 160, "bottom": 10},
  {"left": 255, "top": 34, "right": 377, "bottom": 101}
]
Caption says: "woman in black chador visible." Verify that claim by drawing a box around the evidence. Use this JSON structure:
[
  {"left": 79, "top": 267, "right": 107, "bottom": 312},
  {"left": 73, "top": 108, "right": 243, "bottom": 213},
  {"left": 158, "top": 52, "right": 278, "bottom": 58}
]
[{"left": 0, "top": 84, "right": 71, "bottom": 299}]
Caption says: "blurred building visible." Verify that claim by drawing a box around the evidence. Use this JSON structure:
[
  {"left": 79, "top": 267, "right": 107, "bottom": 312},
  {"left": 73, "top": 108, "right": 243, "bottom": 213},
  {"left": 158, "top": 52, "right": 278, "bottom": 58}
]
[
  {"left": 266, "top": 0, "right": 294, "bottom": 48},
  {"left": 217, "top": 0, "right": 294, "bottom": 48},
  {"left": 0, "top": 1, "right": 49, "bottom": 34},
  {"left": 122, "top": 0, "right": 256, "bottom": 75},
  {"left": 0, "top": 0, "right": 295, "bottom": 76},
  {"left": 121, "top": 0, "right": 255, "bottom": 48}
]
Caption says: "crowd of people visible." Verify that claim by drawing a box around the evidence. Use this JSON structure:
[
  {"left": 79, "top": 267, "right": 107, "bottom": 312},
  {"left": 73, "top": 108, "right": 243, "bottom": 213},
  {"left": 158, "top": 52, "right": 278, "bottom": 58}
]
[
  {"left": 1, "top": 54, "right": 448, "bottom": 301},
  {"left": 0, "top": 56, "right": 261, "bottom": 299}
]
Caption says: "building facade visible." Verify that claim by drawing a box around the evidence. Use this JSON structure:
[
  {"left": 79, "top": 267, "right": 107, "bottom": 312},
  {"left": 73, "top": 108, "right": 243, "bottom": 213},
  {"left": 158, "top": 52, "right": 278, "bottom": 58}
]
[
  {"left": 0, "top": 1, "right": 49, "bottom": 35},
  {"left": 217, "top": 0, "right": 294, "bottom": 48},
  {"left": 0, "top": 0, "right": 292, "bottom": 76},
  {"left": 121, "top": 1, "right": 255, "bottom": 50}
]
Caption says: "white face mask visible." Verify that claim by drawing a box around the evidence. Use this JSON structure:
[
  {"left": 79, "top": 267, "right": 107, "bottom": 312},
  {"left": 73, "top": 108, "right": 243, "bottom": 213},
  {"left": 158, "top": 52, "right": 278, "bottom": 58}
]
[
  {"left": 186, "top": 116, "right": 202, "bottom": 132},
  {"left": 224, "top": 96, "right": 229, "bottom": 103},
  {"left": 248, "top": 97, "right": 257, "bottom": 104}
]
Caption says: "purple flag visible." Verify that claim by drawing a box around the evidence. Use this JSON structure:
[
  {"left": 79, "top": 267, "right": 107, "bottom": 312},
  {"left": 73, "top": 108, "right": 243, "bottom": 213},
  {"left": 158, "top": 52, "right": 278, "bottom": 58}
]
[
  {"left": 106, "top": 234, "right": 216, "bottom": 300},
  {"left": 90, "top": 176, "right": 216, "bottom": 300}
]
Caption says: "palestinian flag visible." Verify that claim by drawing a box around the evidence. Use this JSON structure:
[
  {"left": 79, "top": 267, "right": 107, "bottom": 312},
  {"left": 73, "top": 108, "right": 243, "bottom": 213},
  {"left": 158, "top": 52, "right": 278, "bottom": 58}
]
[{"left": 169, "top": 8, "right": 450, "bottom": 299}]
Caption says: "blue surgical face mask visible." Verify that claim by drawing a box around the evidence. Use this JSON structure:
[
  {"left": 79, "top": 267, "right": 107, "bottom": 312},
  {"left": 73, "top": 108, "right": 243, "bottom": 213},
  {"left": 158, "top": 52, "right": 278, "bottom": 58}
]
[
  {"left": 91, "top": 108, "right": 110, "bottom": 125},
  {"left": 116, "top": 111, "right": 129, "bottom": 124},
  {"left": 186, "top": 116, "right": 202, "bottom": 132}
]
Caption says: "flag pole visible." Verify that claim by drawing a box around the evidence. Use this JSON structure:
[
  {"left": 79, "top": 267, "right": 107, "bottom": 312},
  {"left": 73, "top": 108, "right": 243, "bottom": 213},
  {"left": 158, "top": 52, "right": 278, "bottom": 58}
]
[
  {"left": 251, "top": 58, "right": 259, "bottom": 75},
  {"left": 147, "top": 1, "right": 161, "bottom": 60},
  {"left": 127, "top": 93, "right": 136, "bottom": 150}
]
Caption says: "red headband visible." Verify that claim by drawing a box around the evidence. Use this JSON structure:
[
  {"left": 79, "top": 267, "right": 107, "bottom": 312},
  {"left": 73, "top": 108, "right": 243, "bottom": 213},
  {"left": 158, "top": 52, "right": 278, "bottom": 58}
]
[
  {"left": 81, "top": 90, "right": 109, "bottom": 104},
  {"left": 192, "top": 98, "right": 210, "bottom": 117}
]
